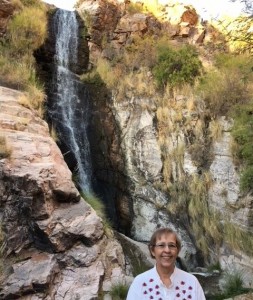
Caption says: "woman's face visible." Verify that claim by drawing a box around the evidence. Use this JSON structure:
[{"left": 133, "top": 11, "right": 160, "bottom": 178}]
[{"left": 151, "top": 233, "right": 179, "bottom": 272}]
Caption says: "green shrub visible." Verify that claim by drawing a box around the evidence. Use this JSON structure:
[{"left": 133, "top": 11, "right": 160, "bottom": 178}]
[
  {"left": 231, "top": 102, "right": 253, "bottom": 192},
  {"left": 81, "top": 192, "right": 112, "bottom": 234},
  {"left": 80, "top": 70, "right": 104, "bottom": 86},
  {"left": 81, "top": 192, "right": 107, "bottom": 219},
  {"left": 198, "top": 53, "right": 252, "bottom": 117},
  {"left": 198, "top": 70, "right": 249, "bottom": 117},
  {"left": 153, "top": 44, "right": 202, "bottom": 89},
  {"left": 240, "top": 166, "right": 253, "bottom": 192},
  {"left": 8, "top": 6, "right": 47, "bottom": 54},
  {"left": 214, "top": 53, "right": 253, "bottom": 82},
  {"left": 208, "top": 270, "right": 250, "bottom": 300},
  {"left": 109, "top": 283, "right": 129, "bottom": 300}
]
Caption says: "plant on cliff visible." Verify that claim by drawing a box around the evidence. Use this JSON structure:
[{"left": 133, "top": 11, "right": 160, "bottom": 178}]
[
  {"left": 208, "top": 269, "right": 251, "bottom": 300},
  {"left": 0, "top": 0, "right": 47, "bottom": 115},
  {"left": 215, "top": 15, "right": 253, "bottom": 54},
  {"left": 198, "top": 53, "right": 253, "bottom": 117},
  {"left": 81, "top": 192, "right": 112, "bottom": 235},
  {"left": 109, "top": 283, "right": 129, "bottom": 300},
  {"left": 153, "top": 44, "right": 202, "bottom": 89},
  {"left": 223, "top": 219, "right": 253, "bottom": 256},
  {"left": 126, "top": 2, "right": 144, "bottom": 15},
  {"left": 0, "top": 135, "right": 12, "bottom": 159},
  {"left": 231, "top": 102, "right": 253, "bottom": 192},
  {"left": 8, "top": 6, "right": 47, "bottom": 54},
  {"left": 188, "top": 173, "right": 222, "bottom": 256}
]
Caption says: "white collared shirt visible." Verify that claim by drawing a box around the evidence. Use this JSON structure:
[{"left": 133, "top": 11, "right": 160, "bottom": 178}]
[{"left": 126, "top": 266, "right": 206, "bottom": 300}]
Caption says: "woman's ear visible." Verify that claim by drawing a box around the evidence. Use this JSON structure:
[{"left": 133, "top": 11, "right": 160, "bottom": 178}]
[{"left": 149, "top": 245, "right": 155, "bottom": 258}]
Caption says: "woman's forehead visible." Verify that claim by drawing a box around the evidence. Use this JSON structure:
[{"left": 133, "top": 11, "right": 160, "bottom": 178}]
[{"left": 156, "top": 233, "right": 176, "bottom": 242}]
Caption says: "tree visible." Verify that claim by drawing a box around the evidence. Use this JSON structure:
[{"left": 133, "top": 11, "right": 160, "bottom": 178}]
[
  {"left": 231, "top": 0, "right": 253, "bottom": 16},
  {"left": 217, "top": 1, "right": 253, "bottom": 54}
]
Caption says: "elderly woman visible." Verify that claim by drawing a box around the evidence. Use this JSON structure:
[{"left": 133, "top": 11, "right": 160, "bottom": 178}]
[{"left": 126, "top": 227, "right": 206, "bottom": 300}]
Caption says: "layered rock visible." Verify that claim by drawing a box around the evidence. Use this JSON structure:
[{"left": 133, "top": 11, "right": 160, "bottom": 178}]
[{"left": 0, "top": 86, "right": 126, "bottom": 299}]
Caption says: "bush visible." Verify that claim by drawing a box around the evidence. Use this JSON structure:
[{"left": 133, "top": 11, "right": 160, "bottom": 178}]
[
  {"left": 96, "top": 58, "right": 118, "bottom": 89},
  {"left": 81, "top": 192, "right": 107, "bottom": 219},
  {"left": 0, "top": 1, "right": 47, "bottom": 113},
  {"left": 231, "top": 102, "right": 253, "bottom": 192},
  {"left": 8, "top": 6, "right": 47, "bottom": 54},
  {"left": 109, "top": 283, "right": 129, "bottom": 300},
  {"left": 214, "top": 53, "right": 253, "bottom": 80},
  {"left": 198, "top": 53, "right": 253, "bottom": 117},
  {"left": 222, "top": 270, "right": 245, "bottom": 297},
  {"left": 153, "top": 44, "right": 202, "bottom": 89},
  {"left": 208, "top": 270, "right": 250, "bottom": 300},
  {"left": 240, "top": 166, "right": 253, "bottom": 192}
]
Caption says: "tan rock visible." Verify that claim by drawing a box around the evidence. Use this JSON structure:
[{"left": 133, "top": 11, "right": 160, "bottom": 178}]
[{"left": 0, "top": 86, "right": 126, "bottom": 298}]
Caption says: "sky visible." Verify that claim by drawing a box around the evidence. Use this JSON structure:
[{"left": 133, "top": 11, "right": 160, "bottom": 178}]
[{"left": 42, "top": 0, "right": 245, "bottom": 19}]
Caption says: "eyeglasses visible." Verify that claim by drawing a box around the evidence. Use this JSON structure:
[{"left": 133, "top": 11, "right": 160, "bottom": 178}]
[{"left": 153, "top": 243, "right": 177, "bottom": 250}]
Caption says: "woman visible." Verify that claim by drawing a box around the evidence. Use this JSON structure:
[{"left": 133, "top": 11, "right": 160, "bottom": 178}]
[{"left": 126, "top": 228, "right": 206, "bottom": 300}]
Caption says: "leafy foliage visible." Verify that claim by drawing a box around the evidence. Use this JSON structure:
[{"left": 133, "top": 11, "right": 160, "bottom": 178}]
[
  {"left": 153, "top": 44, "right": 202, "bottom": 89},
  {"left": 216, "top": 15, "right": 253, "bottom": 54}
]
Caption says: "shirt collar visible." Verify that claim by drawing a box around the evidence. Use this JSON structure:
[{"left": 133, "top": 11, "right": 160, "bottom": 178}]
[{"left": 154, "top": 265, "right": 178, "bottom": 286}]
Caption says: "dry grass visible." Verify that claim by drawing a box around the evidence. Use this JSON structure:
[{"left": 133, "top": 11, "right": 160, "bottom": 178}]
[
  {"left": 223, "top": 222, "right": 253, "bottom": 256},
  {"left": 8, "top": 6, "right": 47, "bottom": 53},
  {"left": 18, "top": 83, "right": 45, "bottom": 118},
  {"left": 209, "top": 119, "right": 223, "bottom": 141},
  {"left": 0, "top": 135, "right": 12, "bottom": 159},
  {"left": 187, "top": 173, "right": 222, "bottom": 256},
  {"left": 50, "top": 126, "right": 59, "bottom": 142},
  {"left": 96, "top": 58, "right": 118, "bottom": 89},
  {"left": 0, "top": 55, "right": 32, "bottom": 89}
]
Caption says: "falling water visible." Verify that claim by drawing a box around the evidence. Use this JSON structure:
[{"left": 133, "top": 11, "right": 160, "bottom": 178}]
[{"left": 49, "top": 9, "right": 92, "bottom": 192}]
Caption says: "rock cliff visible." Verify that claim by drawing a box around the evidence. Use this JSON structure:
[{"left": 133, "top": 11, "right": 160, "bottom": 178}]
[
  {"left": 0, "top": 0, "right": 253, "bottom": 298},
  {"left": 0, "top": 86, "right": 126, "bottom": 299},
  {"left": 76, "top": 0, "right": 253, "bottom": 288}
]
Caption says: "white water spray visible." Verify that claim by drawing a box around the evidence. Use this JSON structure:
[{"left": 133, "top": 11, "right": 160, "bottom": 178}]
[{"left": 51, "top": 9, "right": 92, "bottom": 192}]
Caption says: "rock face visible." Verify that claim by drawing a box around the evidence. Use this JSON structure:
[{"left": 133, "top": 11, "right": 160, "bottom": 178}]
[
  {"left": 0, "top": 86, "right": 126, "bottom": 299},
  {"left": 76, "top": 0, "right": 253, "bottom": 288}
]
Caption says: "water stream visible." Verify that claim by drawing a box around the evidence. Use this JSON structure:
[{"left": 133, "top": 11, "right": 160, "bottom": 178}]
[{"left": 49, "top": 9, "right": 92, "bottom": 193}]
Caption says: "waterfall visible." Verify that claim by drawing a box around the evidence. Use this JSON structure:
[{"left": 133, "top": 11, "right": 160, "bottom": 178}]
[{"left": 49, "top": 9, "right": 92, "bottom": 193}]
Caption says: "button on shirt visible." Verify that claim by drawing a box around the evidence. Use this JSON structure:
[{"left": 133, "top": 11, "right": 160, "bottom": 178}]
[{"left": 126, "top": 266, "right": 206, "bottom": 300}]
